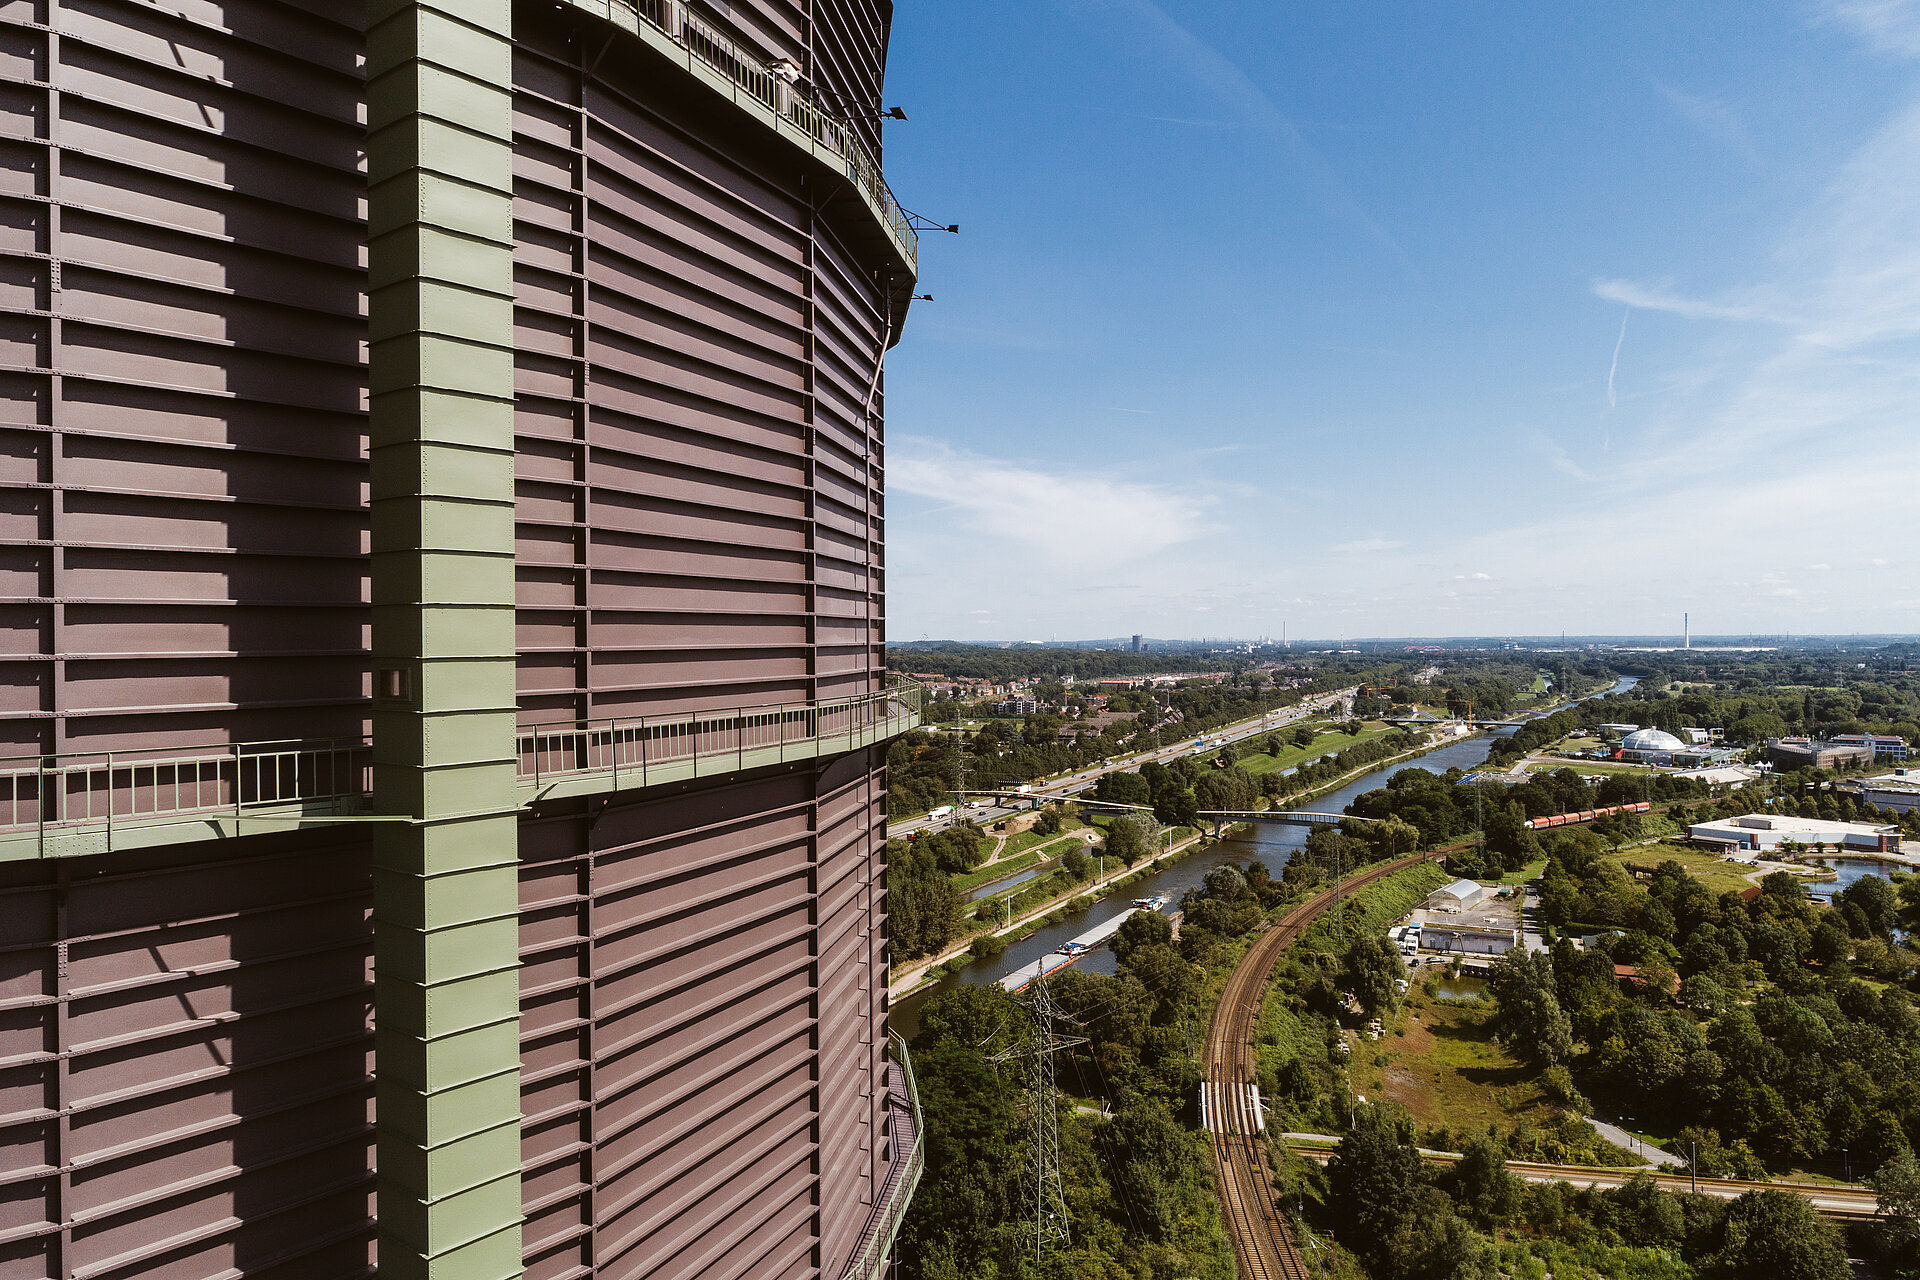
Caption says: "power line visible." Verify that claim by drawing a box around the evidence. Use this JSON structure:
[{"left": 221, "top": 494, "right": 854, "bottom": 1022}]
[{"left": 992, "top": 964, "right": 1087, "bottom": 1263}]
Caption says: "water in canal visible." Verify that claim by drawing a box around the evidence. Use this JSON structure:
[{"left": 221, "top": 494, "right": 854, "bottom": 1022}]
[
  {"left": 889, "top": 675, "right": 1642, "bottom": 1040},
  {"left": 890, "top": 732, "right": 1508, "bottom": 1038}
]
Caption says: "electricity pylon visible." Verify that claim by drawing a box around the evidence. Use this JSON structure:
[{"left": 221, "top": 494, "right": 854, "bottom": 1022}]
[{"left": 993, "top": 965, "right": 1086, "bottom": 1263}]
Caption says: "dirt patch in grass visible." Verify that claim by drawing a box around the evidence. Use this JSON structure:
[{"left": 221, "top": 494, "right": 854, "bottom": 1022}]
[{"left": 1381, "top": 996, "right": 1549, "bottom": 1134}]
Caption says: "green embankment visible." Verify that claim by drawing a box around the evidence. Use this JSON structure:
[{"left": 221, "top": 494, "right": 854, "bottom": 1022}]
[{"left": 1233, "top": 723, "right": 1395, "bottom": 777}]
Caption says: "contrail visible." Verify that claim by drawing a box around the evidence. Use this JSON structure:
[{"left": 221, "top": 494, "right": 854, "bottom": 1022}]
[{"left": 1606, "top": 307, "right": 1629, "bottom": 408}]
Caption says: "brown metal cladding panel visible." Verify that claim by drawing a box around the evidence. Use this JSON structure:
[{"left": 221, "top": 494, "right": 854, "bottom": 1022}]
[
  {"left": 56, "top": 382, "right": 363, "bottom": 459},
  {"left": 598, "top": 1111, "right": 814, "bottom": 1280},
  {"left": 0, "top": 829, "right": 373, "bottom": 1280},
  {"left": 589, "top": 538, "right": 805, "bottom": 588},
  {"left": 585, "top": 486, "right": 804, "bottom": 552},
  {"left": 0, "top": 0, "right": 368, "bottom": 759},
  {"left": 631, "top": 1175, "right": 816, "bottom": 1280},
  {"left": 60, "top": 606, "right": 365, "bottom": 657},
  {"left": 54, "top": 654, "right": 363, "bottom": 715}
]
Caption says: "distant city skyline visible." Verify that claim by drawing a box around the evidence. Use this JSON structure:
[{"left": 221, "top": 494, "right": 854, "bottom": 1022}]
[
  {"left": 894, "top": 632, "right": 1920, "bottom": 649},
  {"left": 883, "top": 1, "right": 1920, "bottom": 640}
]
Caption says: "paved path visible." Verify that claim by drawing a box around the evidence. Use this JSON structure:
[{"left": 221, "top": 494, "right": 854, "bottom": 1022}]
[{"left": 1586, "top": 1115, "right": 1683, "bottom": 1166}]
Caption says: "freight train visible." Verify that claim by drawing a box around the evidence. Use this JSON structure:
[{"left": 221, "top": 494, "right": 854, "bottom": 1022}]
[{"left": 1522, "top": 801, "right": 1652, "bottom": 830}]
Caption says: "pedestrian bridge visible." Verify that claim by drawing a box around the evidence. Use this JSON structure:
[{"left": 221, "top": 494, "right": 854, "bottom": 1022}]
[{"left": 1197, "top": 810, "right": 1375, "bottom": 826}]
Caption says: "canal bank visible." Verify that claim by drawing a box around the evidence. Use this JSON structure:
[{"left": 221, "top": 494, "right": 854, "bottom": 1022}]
[
  {"left": 890, "top": 675, "right": 1642, "bottom": 1037},
  {"left": 889, "top": 729, "right": 1510, "bottom": 1038}
]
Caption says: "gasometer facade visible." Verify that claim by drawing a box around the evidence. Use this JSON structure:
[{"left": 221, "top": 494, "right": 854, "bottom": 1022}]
[{"left": 0, "top": 2, "right": 920, "bottom": 1277}]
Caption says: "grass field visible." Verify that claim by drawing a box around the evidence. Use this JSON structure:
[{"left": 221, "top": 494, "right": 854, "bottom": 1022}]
[
  {"left": 1233, "top": 723, "right": 1395, "bottom": 777},
  {"left": 994, "top": 817, "right": 1087, "bottom": 861},
  {"left": 1600, "top": 842, "right": 1758, "bottom": 896},
  {"left": 1525, "top": 759, "right": 1652, "bottom": 777},
  {"left": 1381, "top": 992, "right": 1552, "bottom": 1134}
]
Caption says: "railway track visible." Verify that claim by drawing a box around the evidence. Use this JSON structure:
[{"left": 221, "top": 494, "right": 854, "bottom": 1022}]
[{"left": 1203, "top": 851, "right": 1443, "bottom": 1279}]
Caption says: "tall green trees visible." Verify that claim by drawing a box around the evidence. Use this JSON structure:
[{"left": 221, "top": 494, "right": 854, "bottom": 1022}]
[
  {"left": 1701, "top": 1190, "right": 1849, "bottom": 1280},
  {"left": 886, "top": 838, "right": 964, "bottom": 960},
  {"left": 1486, "top": 949, "right": 1573, "bottom": 1065}
]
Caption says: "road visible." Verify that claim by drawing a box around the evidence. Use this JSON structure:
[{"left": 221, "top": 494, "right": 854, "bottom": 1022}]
[
  {"left": 1585, "top": 1115, "right": 1684, "bottom": 1167},
  {"left": 1284, "top": 1144, "right": 1879, "bottom": 1220},
  {"left": 886, "top": 688, "right": 1357, "bottom": 840}
]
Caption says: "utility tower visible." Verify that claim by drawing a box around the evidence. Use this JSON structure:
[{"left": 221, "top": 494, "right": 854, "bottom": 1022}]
[
  {"left": 947, "top": 722, "right": 971, "bottom": 798},
  {"left": 994, "top": 967, "right": 1087, "bottom": 1262}
]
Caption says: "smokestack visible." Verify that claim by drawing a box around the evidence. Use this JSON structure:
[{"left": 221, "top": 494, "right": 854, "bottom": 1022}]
[{"left": 1684, "top": 613, "right": 1690, "bottom": 650}]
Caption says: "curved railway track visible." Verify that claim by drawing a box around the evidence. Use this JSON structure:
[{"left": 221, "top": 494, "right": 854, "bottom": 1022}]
[{"left": 1204, "top": 850, "right": 1444, "bottom": 1279}]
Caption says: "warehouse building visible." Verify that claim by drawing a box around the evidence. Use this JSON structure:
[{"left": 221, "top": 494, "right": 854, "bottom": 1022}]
[
  {"left": 1426, "top": 879, "right": 1496, "bottom": 913},
  {"left": 1688, "top": 814, "right": 1903, "bottom": 854},
  {"left": 0, "top": 3, "right": 921, "bottom": 1279}
]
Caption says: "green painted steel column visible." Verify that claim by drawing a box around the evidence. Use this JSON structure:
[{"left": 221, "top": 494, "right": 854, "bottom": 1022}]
[{"left": 366, "top": 2, "right": 524, "bottom": 1278}]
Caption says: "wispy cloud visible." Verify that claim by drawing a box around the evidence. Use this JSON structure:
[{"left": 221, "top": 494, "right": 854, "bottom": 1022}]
[
  {"left": 1083, "top": 0, "right": 1411, "bottom": 267},
  {"left": 1592, "top": 278, "right": 1786, "bottom": 322},
  {"left": 1819, "top": 0, "right": 1920, "bottom": 57},
  {"left": 1656, "top": 83, "right": 1762, "bottom": 164},
  {"left": 891, "top": 439, "right": 1208, "bottom": 570}
]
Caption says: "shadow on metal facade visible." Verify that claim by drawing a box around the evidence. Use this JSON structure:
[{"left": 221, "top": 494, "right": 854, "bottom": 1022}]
[{"left": 0, "top": 0, "right": 916, "bottom": 1276}]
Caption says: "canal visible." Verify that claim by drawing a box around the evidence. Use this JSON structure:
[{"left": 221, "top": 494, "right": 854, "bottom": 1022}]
[
  {"left": 890, "top": 731, "right": 1507, "bottom": 1038},
  {"left": 890, "top": 675, "right": 1644, "bottom": 1039}
]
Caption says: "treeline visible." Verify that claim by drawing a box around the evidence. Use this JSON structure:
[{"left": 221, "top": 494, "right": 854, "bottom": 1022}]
[
  {"left": 887, "top": 643, "right": 1242, "bottom": 681},
  {"left": 887, "top": 679, "right": 1333, "bottom": 820},
  {"left": 1597, "top": 660, "right": 1920, "bottom": 743},
  {"left": 1325, "top": 1110, "right": 1859, "bottom": 1280},
  {"left": 1091, "top": 729, "right": 1427, "bottom": 828},
  {"left": 1528, "top": 831, "right": 1920, "bottom": 1176},
  {"left": 1344, "top": 763, "right": 1721, "bottom": 878}
]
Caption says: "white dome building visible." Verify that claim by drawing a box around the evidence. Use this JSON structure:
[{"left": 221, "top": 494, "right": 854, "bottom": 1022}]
[
  {"left": 1621, "top": 728, "right": 1687, "bottom": 752},
  {"left": 1619, "top": 727, "right": 1692, "bottom": 762}
]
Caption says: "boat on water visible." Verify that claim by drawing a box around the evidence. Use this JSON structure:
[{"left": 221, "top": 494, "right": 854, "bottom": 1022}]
[{"left": 1132, "top": 894, "right": 1170, "bottom": 911}]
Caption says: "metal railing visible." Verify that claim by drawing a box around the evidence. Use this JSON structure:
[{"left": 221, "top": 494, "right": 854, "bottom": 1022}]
[
  {"left": 0, "top": 738, "right": 373, "bottom": 849},
  {"left": 842, "top": 1031, "right": 925, "bottom": 1280},
  {"left": 0, "top": 680, "right": 922, "bottom": 855},
  {"left": 518, "top": 678, "right": 924, "bottom": 792},
  {"left": 589, "top": 0, "right": 917, "bottom": 269}
]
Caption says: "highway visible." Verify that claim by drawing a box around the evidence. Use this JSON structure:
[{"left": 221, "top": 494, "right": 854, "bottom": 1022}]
[{"left": 885, "top": 687, "right": 1358, "bottom": 840}]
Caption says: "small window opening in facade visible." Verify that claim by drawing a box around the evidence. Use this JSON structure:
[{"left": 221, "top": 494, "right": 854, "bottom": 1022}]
[{"left": 378, "top": 667, "right": 412, "bottom": 702}]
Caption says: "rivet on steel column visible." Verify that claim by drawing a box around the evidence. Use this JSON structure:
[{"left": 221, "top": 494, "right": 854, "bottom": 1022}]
[{"left": 366, "top": 1, "right": 524, "bottom": 1278}]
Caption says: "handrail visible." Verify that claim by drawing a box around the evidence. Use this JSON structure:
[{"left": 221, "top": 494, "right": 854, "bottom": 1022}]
[
  {"left": 574, "top": 0, "right": 917, "bottom": 271},
  {"left": 841, "top": 1030, "right": 924, "bottom": 1280},
  {"left": 517, "top": 677, "right": 925, "bottom": 791},
  {"left": 0, "top": 737, "right": 374, "bottom": 850},
  {"left": 0, "top": 680, "right": 923, "bottom": 858}
]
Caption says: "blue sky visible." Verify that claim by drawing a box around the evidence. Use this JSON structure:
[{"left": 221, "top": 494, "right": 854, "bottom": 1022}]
[{"left": 879, "top": 1, "right": 1920, "bottom": 642}]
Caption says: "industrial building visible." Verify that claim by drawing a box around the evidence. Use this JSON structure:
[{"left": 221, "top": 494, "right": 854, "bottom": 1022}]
[
  {"left": 1426, "top": 879, "right": 1496, "bottom": 913},
  {"left": 1768, "top": 736, "right": 1878, "bottom": 770},
  {"left": 1688, "top": 814, "right": 1903, "bottom": 855},
  {"left": 0, "top": 4, "right": 921, "bottom": 1279},
  {"left": 1845, "top": 774, "right": 1920, "bottom": 814},
  {"left": 1830, "top": 732, "right": 1910, "bottom": 762}
]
